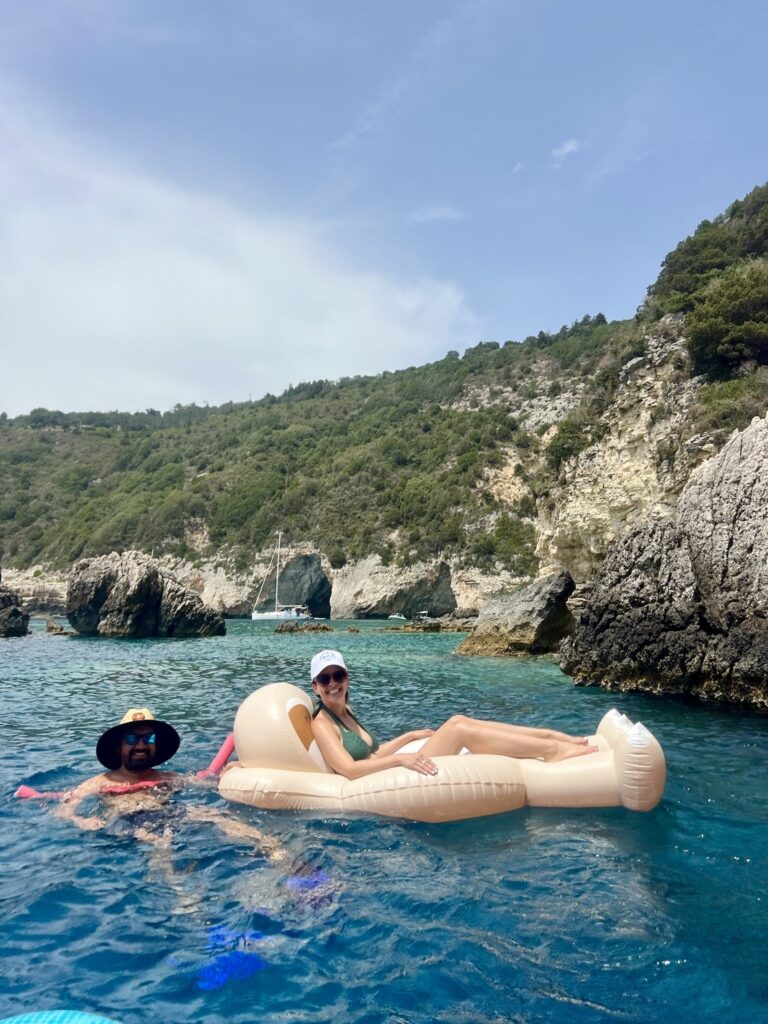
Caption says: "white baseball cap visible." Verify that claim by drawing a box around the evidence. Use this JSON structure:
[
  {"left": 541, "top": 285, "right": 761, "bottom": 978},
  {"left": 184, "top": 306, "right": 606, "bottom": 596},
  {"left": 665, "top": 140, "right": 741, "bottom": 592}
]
[{"left": 310, "top": 649, "right": 348, "bottom": 681}]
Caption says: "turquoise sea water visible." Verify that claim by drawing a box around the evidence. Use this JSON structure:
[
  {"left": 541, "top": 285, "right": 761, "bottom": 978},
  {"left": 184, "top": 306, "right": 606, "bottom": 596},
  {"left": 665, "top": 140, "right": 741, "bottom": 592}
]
[{"left": 1, "top": 620, "right": 767, "bottom": 1024}]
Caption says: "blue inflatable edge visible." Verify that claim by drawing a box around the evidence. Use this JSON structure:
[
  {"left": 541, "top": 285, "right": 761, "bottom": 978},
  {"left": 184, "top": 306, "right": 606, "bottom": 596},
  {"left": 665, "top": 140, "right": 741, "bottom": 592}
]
[{"left": 0, "top": 1013, "right": 121, "bottom": 1024}]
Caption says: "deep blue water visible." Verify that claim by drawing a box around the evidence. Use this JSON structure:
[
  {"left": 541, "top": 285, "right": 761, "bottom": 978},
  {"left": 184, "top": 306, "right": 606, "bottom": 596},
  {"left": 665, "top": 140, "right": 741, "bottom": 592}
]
[{"left": 1, "top": 620, "right": 767, "bottom": 1024}]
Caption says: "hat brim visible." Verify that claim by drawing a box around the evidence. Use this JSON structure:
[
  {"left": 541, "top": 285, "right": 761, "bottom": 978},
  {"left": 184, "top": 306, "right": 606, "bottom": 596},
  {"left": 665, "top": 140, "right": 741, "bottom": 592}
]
[{"left": 96, "top": 720, "right": 181, "bottom": 771}]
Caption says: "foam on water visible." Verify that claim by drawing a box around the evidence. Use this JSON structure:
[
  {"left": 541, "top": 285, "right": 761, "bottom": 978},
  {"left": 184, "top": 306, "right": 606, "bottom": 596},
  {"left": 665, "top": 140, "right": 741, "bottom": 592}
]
[{"left": 2, "top": 620, "right": 767, "bottom": 1023}]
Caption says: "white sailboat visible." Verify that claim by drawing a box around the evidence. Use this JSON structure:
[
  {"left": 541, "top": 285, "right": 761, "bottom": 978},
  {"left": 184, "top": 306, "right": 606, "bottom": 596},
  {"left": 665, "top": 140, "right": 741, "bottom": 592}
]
[{"left": 251, "top": 531, "right": 313, "bottom": 621}]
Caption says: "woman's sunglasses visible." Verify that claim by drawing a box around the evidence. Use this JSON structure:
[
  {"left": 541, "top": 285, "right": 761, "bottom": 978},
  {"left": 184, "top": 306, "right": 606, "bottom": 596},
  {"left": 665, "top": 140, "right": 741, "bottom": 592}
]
[
  {"left": 315, "top": 669, "right": 348, "bottom": 686},
  {"left": 122, "top": 732, "right": 156, "bottom": 746}
]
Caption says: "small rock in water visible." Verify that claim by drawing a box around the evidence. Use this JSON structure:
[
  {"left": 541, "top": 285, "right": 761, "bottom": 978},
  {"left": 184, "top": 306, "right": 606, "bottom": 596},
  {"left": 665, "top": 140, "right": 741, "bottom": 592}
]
[
  {"left": 0, "top": 585, "right": 30, "bottom": 638},
  {"left": 275, "top": 620, "right": 333, "bottom": 633}
]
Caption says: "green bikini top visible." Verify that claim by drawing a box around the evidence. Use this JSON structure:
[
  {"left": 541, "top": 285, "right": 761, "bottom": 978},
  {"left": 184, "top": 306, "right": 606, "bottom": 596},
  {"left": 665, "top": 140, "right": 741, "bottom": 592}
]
[{"left": 313, "top": 701, "right": 380, "bottom": 761}]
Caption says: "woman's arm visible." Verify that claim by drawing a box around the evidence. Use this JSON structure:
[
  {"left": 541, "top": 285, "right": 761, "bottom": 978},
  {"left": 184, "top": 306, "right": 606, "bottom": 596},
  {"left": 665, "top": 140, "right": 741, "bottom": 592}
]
[
  {"left": 374, "top": 729, "right": 435, "bottom": 757},
  {"left": 311, "top": 717, "right": 438, "bottom": 779}
]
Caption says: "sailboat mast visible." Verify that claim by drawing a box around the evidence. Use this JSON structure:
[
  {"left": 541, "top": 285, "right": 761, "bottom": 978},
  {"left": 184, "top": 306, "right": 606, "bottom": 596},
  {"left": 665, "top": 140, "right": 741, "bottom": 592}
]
[{"left": 275, "top": 531, "right": 282, "bottom": 611}]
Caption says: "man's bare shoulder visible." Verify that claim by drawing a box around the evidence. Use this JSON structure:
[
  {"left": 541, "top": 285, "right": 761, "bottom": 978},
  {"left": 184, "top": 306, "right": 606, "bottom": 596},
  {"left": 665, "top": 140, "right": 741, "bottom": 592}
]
[{"left": 70, "top": 772, "right": 112, "bottom": 797}]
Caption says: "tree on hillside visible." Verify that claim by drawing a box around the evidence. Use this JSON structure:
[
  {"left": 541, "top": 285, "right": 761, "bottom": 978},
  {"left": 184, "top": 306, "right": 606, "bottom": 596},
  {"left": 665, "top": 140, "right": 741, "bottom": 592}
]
[
  {"left": 646, "top": 182, "right": 768, "bottom": 315},
  {"left": 687, "top": 259, "right": 768, "bottom": 376}
]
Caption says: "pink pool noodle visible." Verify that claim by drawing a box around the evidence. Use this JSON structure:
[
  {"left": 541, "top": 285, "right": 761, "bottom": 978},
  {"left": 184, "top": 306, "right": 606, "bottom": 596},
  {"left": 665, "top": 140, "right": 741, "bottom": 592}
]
[
  {"left": 100, "top": 779, "right": 169, "bottom": 795},
  {"left": 16, "top": 779, "right": 167, "bottom": 799},
  {"left": 14, "top": 785, "right": 68, "bottom": 800},
  {"left": 196, "top": 733, "right": 235, "bottom": 778}
]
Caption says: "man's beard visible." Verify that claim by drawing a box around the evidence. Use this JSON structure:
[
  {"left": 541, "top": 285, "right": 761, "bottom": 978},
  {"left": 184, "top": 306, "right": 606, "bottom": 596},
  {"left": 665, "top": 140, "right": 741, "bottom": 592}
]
[{"left": 124, "top": 748, "right": 153, "bottom": 771}]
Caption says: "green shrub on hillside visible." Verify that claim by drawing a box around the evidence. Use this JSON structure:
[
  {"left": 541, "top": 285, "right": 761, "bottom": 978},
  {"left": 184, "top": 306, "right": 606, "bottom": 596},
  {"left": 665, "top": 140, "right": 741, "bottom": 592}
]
[
  {"left": 545, "top": 417, "right": 592, "bottom": 471},
  {"left": 646, "top": 182, "right": 768, "bottom": 317},
  {"left": 687, "top": 259, "right": 768, "bottom": 375},
  {"left": 693, "top": 374, "right": 768, "bottom": 435},
  {"left": 467, "top": 514, "right": 537, "bottom": 575}
]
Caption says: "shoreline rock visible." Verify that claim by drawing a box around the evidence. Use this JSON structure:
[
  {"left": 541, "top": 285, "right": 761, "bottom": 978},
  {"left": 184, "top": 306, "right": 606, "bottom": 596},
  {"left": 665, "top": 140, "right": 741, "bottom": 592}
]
[
  {"left": 67, "top": 551, "right": 226, "bottom": 638},
  {"left": 560, "top": 414, "right": 768, "bottom": 708},
  {"left": 456, "top": 572, "right": 575, "bottom": 657},
  {"left": 3, "top": 552, "right": 528, "bottom": 623},
  {"left": 0, "top": 585, "right": 30, "bottom": 637}
]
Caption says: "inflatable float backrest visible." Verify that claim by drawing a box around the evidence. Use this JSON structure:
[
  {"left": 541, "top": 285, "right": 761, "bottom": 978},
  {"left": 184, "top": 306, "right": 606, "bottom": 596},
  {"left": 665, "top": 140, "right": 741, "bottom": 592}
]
[
  {"left": 606, "top": 716, "right": 667, "bottom": 811},
  {"left": 233, "top": 682, "right": 331, "bottom": 773},
  {"left": 597, "top": 708, "right": 666, "bottom": 812}
]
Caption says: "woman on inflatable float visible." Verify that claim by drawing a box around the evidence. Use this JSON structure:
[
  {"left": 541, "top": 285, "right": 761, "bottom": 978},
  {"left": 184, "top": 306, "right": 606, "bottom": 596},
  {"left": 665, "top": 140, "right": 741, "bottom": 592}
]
[
  {"left": 219, "top": 650, "right": 666, "bottom": 821},
  {"left": 309, "top": 650, "right": 596, "bottom": 777}
]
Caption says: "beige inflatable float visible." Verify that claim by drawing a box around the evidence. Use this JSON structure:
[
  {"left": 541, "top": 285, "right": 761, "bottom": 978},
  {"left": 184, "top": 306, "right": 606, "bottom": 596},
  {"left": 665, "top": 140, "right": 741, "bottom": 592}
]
[{"left": 219, "top": 683, "right": 666, "bottom": 822}]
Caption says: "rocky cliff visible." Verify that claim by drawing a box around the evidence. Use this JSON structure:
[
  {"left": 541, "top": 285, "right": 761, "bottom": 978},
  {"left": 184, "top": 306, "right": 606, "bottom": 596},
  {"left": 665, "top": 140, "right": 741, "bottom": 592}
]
[
  {"left": 560, "top": 414, "right": 768, "bottom": 708},
  {"left": 536, "top": 316, "right": 711, "bottom": 579},
  {"left": 167, "top": 549, "right": 332, "bottom": 618},
  {"left": 330, "top": 556, "right": 457, "bottom": 619},
  {"left": 1, "top": 567, "right": 68, "bottom": 615}
]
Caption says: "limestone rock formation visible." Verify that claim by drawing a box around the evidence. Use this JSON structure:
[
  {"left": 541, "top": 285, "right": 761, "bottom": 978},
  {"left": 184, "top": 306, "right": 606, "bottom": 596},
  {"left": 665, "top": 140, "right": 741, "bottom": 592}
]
[
  {"left": 253, "top": 554, "right": 332, "bottom": 618},
  {"left": 456, "top": 572, "right": 575, "bottom": 656},
  {"left": 168, "top": 561, "right": 253, "bottom": 618},
  {"left": 331, "top": 556, "right": 457, "bottom": 619},
  {"left": 560, "top": 414, "right": 768, "bottom": 707},
  {"left": 396, "top": 618, "right": 445, "bottom": 633},
  {"left": 1, "top": 567, "right": 67, "bottom": 615},
  {"left": 67, "top": 551, "right": 226, "bottom": 638},
  {"left": 0, "top": 585, "right": 30, "bottom": 637},
  {"left": 448, "top": 567, "right": 530, "bottom": 616},
  {"left": 536, "top": 316, "right": 710, "bottom": 579}
]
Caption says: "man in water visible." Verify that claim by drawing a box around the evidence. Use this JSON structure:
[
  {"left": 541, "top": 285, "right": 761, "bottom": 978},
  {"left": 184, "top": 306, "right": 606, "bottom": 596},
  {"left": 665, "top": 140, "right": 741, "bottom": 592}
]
[{"left": 56, "top": 707, "right": 284, "bottom": 863}]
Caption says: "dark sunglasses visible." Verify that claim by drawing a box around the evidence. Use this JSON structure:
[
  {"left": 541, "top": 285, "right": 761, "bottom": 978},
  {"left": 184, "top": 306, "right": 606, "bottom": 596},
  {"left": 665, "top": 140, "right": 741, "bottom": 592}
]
[
  {"left": 315, "top": 669, "right": 348, "bottom": 686},
  {"left": 122, "top": 731, "right": 156, "bottom": 746}
]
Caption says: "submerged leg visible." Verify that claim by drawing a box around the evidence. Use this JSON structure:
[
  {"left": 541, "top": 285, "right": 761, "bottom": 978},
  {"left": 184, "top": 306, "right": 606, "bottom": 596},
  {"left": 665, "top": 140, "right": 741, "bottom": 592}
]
[{"left": 186, "top": 806, "right": 287, "bottom": 864}]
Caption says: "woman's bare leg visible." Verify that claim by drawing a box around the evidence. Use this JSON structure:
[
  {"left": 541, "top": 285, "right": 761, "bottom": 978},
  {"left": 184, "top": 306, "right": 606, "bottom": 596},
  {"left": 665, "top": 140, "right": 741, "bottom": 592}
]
[
  {"left": 463, "top": 718, "right": 588, "bottom": 746},
  {"left": 420, "top": 715, "right": 597, "bottom": 763}
]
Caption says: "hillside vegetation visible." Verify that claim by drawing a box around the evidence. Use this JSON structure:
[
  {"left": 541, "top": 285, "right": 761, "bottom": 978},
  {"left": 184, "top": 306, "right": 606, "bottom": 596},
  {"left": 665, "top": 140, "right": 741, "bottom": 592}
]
[
  {"left": 2, "top": 183, "right": 768, "bottom": 574},
  {"left": 644, "top": 183, "right": 768, "bottom": 375}
]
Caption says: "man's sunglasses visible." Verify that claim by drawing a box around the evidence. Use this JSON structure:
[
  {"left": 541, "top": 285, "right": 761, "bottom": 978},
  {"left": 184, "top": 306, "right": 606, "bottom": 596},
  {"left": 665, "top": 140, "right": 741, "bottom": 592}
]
[
  {"left": 122, "top": 732, "right": 156, "bottom": 746},
  {"left": 315, "top": 669, "right": 348, "bottom": 686}
]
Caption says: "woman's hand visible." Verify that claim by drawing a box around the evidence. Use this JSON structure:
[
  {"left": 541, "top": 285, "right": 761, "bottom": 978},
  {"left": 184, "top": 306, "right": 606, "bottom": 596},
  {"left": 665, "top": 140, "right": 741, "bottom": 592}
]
[
  {"left": 409, "top": 729, "right": 436, "bottom": 741},
  {"left": 397, "top": 751, "right": 439, "bottom": 776}
]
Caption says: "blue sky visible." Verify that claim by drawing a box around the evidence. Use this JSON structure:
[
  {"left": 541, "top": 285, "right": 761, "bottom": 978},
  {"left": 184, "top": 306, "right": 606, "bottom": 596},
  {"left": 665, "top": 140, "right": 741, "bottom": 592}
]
[{"left": 2, "top": 0, "right": 767, "bottom": 416}]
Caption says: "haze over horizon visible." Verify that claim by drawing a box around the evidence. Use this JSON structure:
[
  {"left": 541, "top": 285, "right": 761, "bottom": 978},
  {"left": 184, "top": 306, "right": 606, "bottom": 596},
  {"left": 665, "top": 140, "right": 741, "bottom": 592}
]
[{"left": 2, "top": 0, "right": 767, "bottom": 417}]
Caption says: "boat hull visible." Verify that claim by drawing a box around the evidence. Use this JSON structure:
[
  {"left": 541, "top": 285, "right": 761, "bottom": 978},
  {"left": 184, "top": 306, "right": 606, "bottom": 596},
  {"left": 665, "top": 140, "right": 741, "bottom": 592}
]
[{"left": 251, "top": 610, "right": 313, "bottom": 621}]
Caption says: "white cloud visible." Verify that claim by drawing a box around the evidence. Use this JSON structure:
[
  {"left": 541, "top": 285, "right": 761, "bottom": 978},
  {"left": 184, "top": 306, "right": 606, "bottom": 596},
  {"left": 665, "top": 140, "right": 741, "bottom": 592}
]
[
  {"left": 0, "top": 94, "right": 479, "bottom": 417},
  {"left": 511, "top": 160, "right": 524, "bottom": 174},
  {"left": 408, "top": 205, "right": 465, "bottom": 225},
  {"left": 551, "top": 137, "right": 580, "bottom": 167}
]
